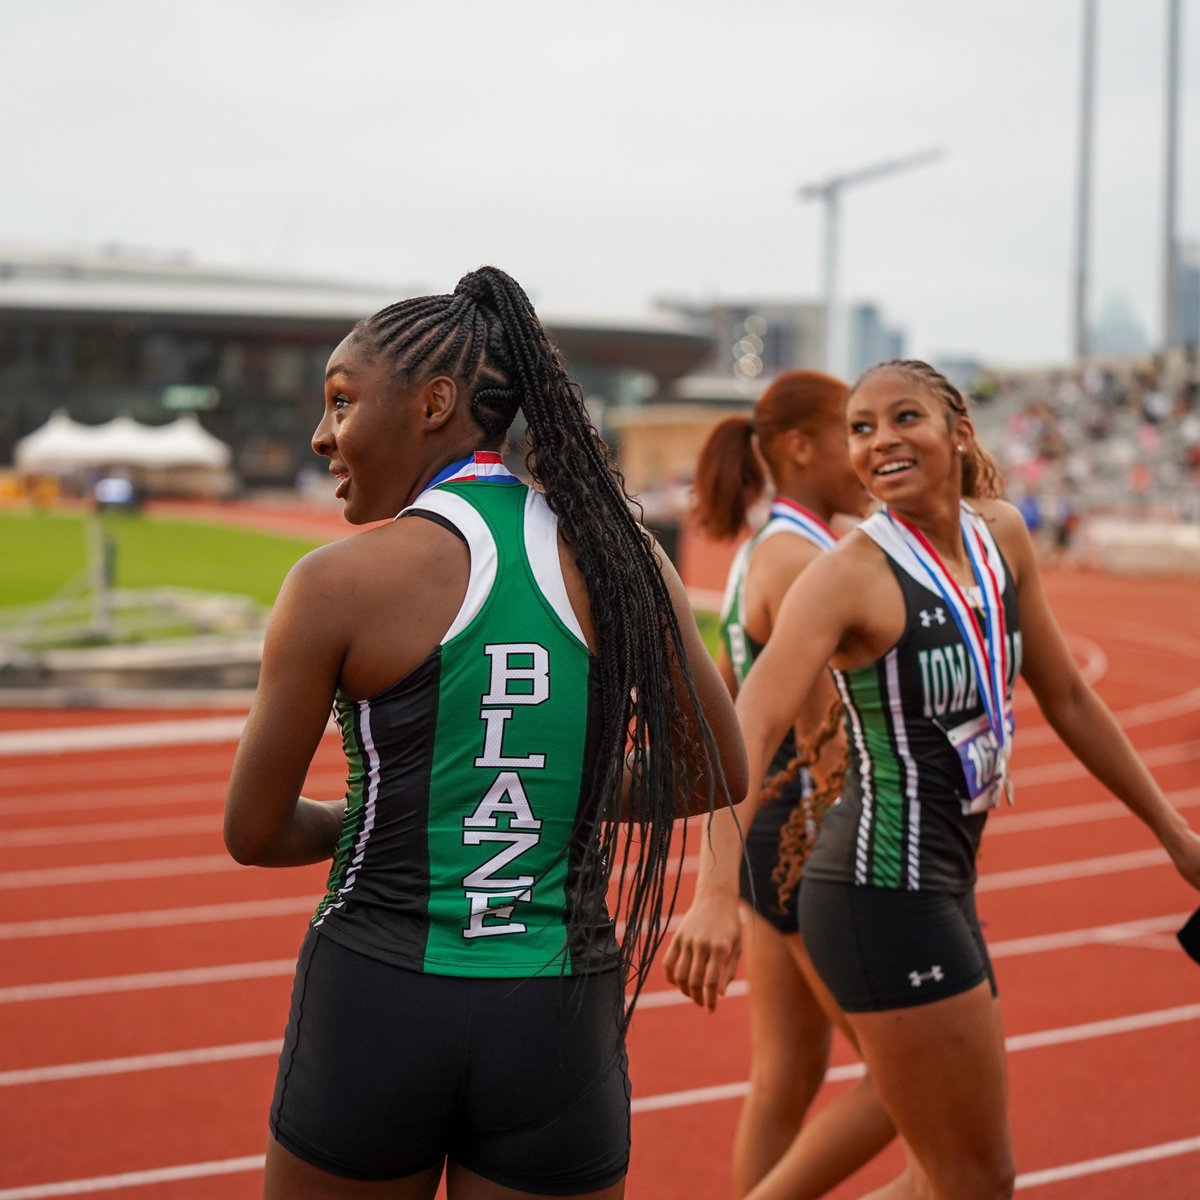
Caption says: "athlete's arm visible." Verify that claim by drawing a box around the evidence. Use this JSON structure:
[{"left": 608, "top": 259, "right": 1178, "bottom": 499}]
[
  {"left": 224, "top": 547, "right": 350, "bottom": 868},
  {"left": 664, "top": 547, "right": 867, "bottom": 1008},
  {"left": 715, "top": 643, "right": 738, "bottom": 698},
  {"left": 992, "top": 500, "right": 1200, "bottom": 889},
  {"left": 655, "top": 537, "right": 749, "bottom": 818}
]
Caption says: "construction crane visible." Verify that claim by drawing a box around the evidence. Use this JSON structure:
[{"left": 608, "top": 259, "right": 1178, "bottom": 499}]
[{"left": 798, "top": 147, "right": 944, "bottom": 377}]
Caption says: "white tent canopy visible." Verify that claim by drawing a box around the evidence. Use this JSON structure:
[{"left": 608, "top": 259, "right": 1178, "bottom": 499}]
[{"left": 15, "top": 411, "right": 231, "bottom": 472}]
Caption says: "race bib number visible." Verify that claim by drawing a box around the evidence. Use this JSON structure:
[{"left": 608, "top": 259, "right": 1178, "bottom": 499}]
[{"left": 942, "top": 712, "right": 1015, "bottom": 815}]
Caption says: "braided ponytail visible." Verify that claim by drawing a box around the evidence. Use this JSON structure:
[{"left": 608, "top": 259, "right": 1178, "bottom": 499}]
[{"left": 355, "top": 267, "right": 728, "bottom": 1019}]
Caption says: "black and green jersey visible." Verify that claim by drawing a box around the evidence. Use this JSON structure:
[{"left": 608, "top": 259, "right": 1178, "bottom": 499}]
[
  {"left": 804, "top": 511, "right": 1022, "bottom": 893},
  {"left": 720, "top": 500, "right": 836, "bottom": 780},
  {"left": 312, "top": 465, "right": 614, "bottom": 977}
]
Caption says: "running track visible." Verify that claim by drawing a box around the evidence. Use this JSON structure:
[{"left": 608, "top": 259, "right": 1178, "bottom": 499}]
[{"left": 0, "top": 563, "right": 1198, "bottom": 1198}]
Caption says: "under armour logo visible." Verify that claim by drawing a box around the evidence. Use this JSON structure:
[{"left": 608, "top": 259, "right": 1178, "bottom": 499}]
[
  {"left": 919, "top": 607, "right": 947, "bottom": 627},
  {"left": 908, "top": 965, "right": 945, "bottom": 988}
]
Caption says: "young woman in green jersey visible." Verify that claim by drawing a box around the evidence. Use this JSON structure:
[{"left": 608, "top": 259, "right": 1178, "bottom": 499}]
[
  {"left": 670, "top": 358, "right": 1200, "bottom": 1199},
  {"left": 223, "top": 266, "right": 747, "bottom": 1200},
  {"left": 663, "top": 371, "right": 895, "bottom": 1199}
]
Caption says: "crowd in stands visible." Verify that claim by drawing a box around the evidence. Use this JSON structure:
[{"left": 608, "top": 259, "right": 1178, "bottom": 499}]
[{"left": 975, "top": 358, "right": 1200, "bottom": 557}]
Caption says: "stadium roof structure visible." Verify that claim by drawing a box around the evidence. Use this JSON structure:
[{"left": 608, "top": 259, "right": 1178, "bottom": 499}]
[{"left": 0, "top": 244, "right": 714, "bottom": 383}]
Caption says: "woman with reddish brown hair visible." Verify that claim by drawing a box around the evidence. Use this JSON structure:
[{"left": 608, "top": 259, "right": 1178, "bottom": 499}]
[{"left": 664, "top": 371, "right": 893, "bottom": 1199}]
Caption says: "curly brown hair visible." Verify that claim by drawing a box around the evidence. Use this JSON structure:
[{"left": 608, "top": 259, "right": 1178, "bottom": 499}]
[{"left": 768, "top": 694, "right": 847, "bottom": 912}]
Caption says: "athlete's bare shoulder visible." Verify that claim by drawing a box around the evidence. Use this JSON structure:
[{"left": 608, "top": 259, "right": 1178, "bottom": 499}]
[
  {"left": 968, "top": 495, "right": 1024, "bottom": 532},
  {"left": 967, "top": 497, "right": 1036, "bottom": 582}
]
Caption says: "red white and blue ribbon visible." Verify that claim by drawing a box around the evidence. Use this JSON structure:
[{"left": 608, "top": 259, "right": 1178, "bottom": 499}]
[
  {"left": 769, "top": 497, "right": 837, "bottom": 551},
  {"left": 884, "top": 506, "right": 1010, "bottom": 763},
  {"left": 426, "top": 450, "right": 520, "bottom": 489}
]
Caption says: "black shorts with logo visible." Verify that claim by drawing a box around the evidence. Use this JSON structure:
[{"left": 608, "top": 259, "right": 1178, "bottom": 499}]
[
  {"left": 270, "top": 928, "right": 630, "bottom": 1194},
  {"left": 797, "top": 878, "right": 997, "bottom": 1012}
]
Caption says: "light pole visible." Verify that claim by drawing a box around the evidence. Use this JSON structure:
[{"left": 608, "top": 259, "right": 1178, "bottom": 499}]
[
  {"left": 1073, "top": 0, "right": 1098, "bottom": 362},
  {"left": 798, "top": 148, "right": 943, "bottom": 378},
  {"left": 1164, "top": 0, "right": 1183, "bottom": 356}
]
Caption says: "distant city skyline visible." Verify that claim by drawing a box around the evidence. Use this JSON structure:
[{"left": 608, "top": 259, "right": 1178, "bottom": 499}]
[{"left": 2, "top": 1, "right": 1196, "bottom": 368}]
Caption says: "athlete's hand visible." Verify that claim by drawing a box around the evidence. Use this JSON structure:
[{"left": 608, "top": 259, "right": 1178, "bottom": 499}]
[{"left": 662, "top": 890, "right": 742, "bottom": 1012}]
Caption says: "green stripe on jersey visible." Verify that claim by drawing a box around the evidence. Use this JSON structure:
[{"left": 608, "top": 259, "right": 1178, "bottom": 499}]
[
  {"left": 313, "top": 697, "right": 370, "bottom": 924},
  {"left": 422, "top": 482, "right": 592, "bottom": 976},
  {"left": 842, "top": 664, "right": 905, "bottom": 888}
]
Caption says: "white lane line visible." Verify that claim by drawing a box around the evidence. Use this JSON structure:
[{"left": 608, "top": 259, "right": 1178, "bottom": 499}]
[
  {"left": 4, "top": 996, "right": 1196, "bottom": 1100},
  {"left": 986, "top": 912, "right": 1189, "bottom": 959},
  {"left": 0, "top": 770, "right": 346, "bottom": 818},
  {"left": 2, "top": 910, "right": 1189, "bottom": 1009},
  {"left": 0, "top": 716, "right": 340, "bottom": 759},
  {"left": 0, "top": 837, "right": 1185, "bottom": 943},
  {"left": 0, "top": 1040, "right": 282, "bottom": 1087},
  {"left": 0, "top": 668, "right": 1191, "bottom": 766},
  {"left": 0, "top": 1155, "right": 266, "bottom": 1199},
  {"left": 977, "top": 848, "right": 1167, "bottom": 891},
  {"left": 629, "top": 1004, "right": 1200, "bottom": 1114},
  {"left": 0, "top": 854, "right": 237, "bottom": 890},
  {"left": 0, "top": 718, "right": 250, "bottom": 757},
  {"left": 1004, "top": 1004, "right": 1200, "bottom": 1053},
  {"left": 7, "top": 1133, "right": 1197, "bottom": 1200},
  {"left": 1015, "top": 1135, "right": 1200, "bottom": 1189},
  {"left": 988, "top": 787, "right": 1200, "bottom": 835},
  {"left": 0, "top": 959, "right": 296, "bottom": 1004},
  {"left": 634, "top": 914, "right": 1191, "bottom": 1011},
  {"left": 9, "top": 767, "right": 1196, "bottom": 853},
  {"left": 1019, "top": 685, "right": 1200, "bottom": 746},
  {"left": 1009, "top": 740, "right": 1200, "bottom": 786},
  {"left": 0, "top": 896, "right": 316, "bottom": 940},
  {"left": 680, "top": 784, "right": 1200, "bottom": 873},
  {"left": 1, "top": 815, "right": 220, "bottom": 848}
]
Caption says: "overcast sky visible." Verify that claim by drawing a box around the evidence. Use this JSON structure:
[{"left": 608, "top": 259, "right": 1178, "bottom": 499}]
[{"left": 2, "top": 0, "right": 1196, "bottom": 367}]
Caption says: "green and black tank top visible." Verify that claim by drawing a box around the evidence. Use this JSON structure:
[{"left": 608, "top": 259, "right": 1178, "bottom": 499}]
[
  {"left": 311, "top": 456, "right": 614, "bottom": 977},
  {"left": 720, "top": 498, "right": 837, "bottom": 779},
  {"left": 803, "top": 507, "right": 1022, "bottom": 893}
]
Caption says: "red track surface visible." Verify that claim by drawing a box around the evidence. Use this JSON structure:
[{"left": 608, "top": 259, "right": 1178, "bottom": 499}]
[{"left": 1, "top": 565, "right": 1198, "bottom": 1198}]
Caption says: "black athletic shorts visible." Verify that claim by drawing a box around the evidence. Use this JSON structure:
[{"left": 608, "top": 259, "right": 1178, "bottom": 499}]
[
  {"left": 797, "top": 878, "right": 997, "bottom": 1012},
  {"left": 738, "top": 785, "right": 809, "bottom": 934},
  {"left": 270, "top": 929, "right": 630, "bottom": 1194}
]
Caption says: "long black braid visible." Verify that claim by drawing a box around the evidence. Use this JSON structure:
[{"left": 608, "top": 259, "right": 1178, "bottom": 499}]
[{"left": 353, "top": 266, "right": 726, "bottom": 1019}]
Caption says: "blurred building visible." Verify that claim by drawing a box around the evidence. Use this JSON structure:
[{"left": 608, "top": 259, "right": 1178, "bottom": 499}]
[
  {"left": 1089, "top": 294, "right": 1150, "bottom": 358},
  {"left": 1179, "top": 240, "right": 1199, "bottom": 352},
  {"left": 0, "top": 245, "right": 713, "bottom": 489},
  {"left": 847, "top": 302, "right": 906, "bottom": 379},
  {"left": 655, "top": 298, "right": 826, "bottom": 401}
]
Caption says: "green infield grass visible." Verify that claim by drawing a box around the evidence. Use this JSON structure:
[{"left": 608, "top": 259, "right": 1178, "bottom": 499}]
[
  {"left": 1, "top": 509, "right": 320, "bottom": 611},
  {"left": 1, "top": 508, "right": 723, "bottom": 655}
]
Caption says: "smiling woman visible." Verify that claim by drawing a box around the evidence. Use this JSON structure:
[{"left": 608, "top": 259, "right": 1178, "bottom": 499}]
[
  {"left": 222, "top": 266, "right": 747, "bottom": 1200},
  {"left": 671, "top": 357, "right": 1200, "bottom": 1200}
]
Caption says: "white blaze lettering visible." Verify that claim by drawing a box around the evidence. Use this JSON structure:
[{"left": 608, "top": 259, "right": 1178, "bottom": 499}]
[
  {"left": 474, "top": 709, "right": 546, "bottom": 769},
  {"left": 461, "top": 643, "right": 552, "bottom": 940},
  {"left": 464, "top": 772, "right": 542, "bottom": 829},
  {"left": 462, "top": 831, "right": 540, "bottom": 889},
  {"left": 481, "top": 643, "right": 549, "bottom": 705},
  {"left": 463, "top": 890, "right": 531, "bottom": 938}
]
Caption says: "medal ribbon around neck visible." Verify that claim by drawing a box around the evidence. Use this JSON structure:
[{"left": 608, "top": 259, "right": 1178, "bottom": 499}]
[
  {"left": 885, "top": 506, "right": 1010, "bottom": 757},
  {"left": 770, "top": 497, "right": 837, "bottom": 551},
  {"left": 423, "top": 450, "right": 520, "bottom": 494}
]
